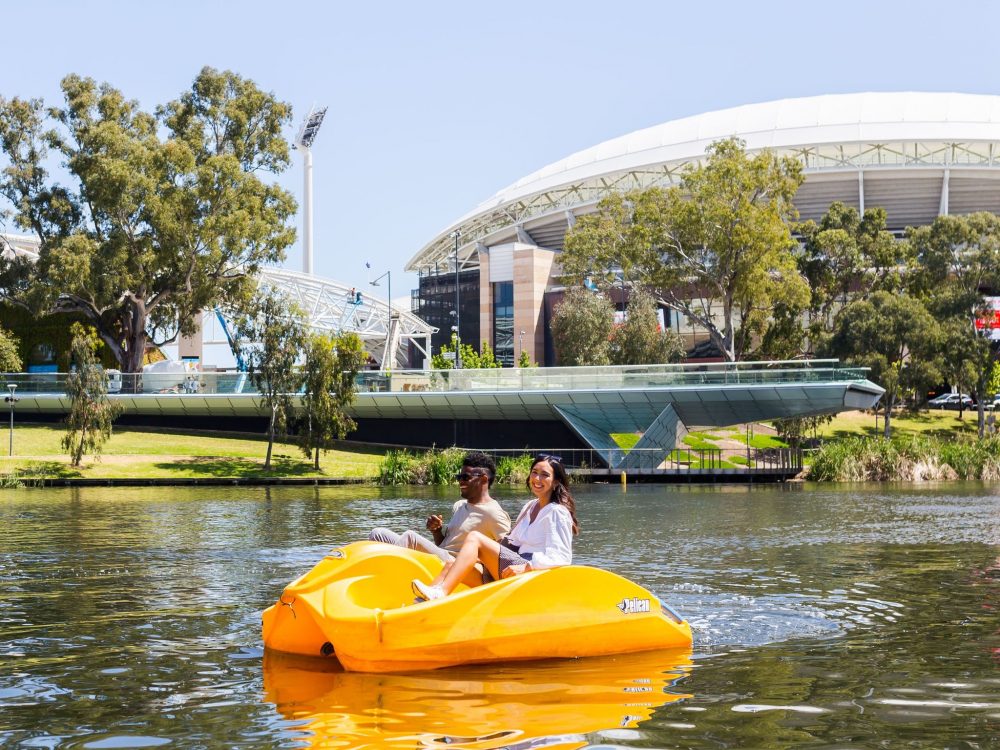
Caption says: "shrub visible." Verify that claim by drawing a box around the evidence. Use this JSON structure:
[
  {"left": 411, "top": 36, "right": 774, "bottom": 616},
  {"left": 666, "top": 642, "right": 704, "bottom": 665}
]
[
  {"left": 378, "top": 449, "right": 417, "bottom": 485},
  {"left": 426, "top": 447, "right": 465, "bottom": 485},
  {"left": 809, "top": 434, "right": 1000, "bottom": 481},
  {"left": 496, "top": 454, "right": 533, "bottom": 484}
]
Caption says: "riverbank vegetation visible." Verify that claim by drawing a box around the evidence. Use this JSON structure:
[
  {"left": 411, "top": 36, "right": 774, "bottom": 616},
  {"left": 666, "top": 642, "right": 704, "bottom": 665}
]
[
  {"left": 377, "top": 448, "right": 534, "bottom": 486},
  {"left": 809, "top": 434, "right": 1000, "bottom": 481},
  {"left": 3, "top": 410, "right": 999, "bottom": 484}
]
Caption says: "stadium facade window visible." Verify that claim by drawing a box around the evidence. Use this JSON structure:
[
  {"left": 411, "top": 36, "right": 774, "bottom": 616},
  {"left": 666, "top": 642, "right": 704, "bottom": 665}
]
[
  {"left": 411, "top": 270, "right": 480, "bottom": 361},
  {"left": 492, "top": 281, "right": 514, "bottom": 366}
]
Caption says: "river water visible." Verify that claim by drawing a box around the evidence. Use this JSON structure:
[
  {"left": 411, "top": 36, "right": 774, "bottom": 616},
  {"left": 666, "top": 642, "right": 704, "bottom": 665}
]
[{"left": 1, "top": 483, "right": 999, "bottom": 749}]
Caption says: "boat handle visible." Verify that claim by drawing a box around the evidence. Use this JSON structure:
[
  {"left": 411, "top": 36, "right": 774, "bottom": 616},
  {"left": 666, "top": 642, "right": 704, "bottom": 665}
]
[{"left": 658, "top": 599, "right": 685, "bottom": 624}]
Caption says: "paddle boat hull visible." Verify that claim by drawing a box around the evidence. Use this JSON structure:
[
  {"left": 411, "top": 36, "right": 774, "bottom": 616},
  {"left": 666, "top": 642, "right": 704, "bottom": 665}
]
[{"left": 262, "top": 541, "right": 692, "bottom": 673}]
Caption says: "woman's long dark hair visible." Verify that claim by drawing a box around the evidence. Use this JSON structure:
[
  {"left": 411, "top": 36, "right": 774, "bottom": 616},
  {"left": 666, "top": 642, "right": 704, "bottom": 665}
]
[{"left": 526, "top": 456, "right": 579, "bottom": 535}]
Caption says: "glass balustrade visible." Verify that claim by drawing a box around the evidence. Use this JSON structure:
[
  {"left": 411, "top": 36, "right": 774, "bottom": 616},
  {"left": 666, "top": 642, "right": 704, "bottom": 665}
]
[{"left": 0, "top": 360, "right": 870, "bottom": 397}]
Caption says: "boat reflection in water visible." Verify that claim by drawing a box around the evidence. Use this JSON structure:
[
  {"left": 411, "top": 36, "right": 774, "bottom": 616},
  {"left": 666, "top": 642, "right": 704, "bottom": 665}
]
[{"left": 263, "top": 649, "right": 692, "bottom": 750}]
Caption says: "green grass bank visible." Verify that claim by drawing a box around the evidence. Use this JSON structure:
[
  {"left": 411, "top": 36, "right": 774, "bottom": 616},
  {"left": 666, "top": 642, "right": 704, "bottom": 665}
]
[
  {"left": 0, "top": 424, "right": 383, "bottom": 482},
  {"left": 1, "top": 409, "right": 996, "bottom": 484}
]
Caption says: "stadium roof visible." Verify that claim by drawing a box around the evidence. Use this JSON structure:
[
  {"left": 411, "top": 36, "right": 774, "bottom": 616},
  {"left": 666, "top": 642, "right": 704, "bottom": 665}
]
[{"left": 407, "top": 92, "right": 1000, "bottom": 272}]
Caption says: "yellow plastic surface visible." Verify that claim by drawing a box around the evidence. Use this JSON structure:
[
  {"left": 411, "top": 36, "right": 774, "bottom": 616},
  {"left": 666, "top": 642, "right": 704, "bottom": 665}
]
[
  {"left": 264, "top": 647, "right": 693, "bottom": 749},
  {"left": 262, "top": 541, "right": 693, "bottom": 672}
]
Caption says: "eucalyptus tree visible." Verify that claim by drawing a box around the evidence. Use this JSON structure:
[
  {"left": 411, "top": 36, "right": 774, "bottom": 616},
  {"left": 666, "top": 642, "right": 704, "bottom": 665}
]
[
  {"left": 796, "top": 202, "right": 907, "bottom": 350},
  {"left": 62, "top": 323, "right": 123, "bottom": 466},
  {"left": 908, "top": 212, "right": 1000, "bottom": 435},
  {"left": 549, "top": 287, "right": 616, "bottom": 366},
  {"left": 235, "top": 291, "right": 306, "bottom": 471},
  {"left": 0, "top": 67, "right": 297, "bottom": 373},
  {"left": 560, "top": 138, "right": 809, "bottom": 361},
  {"left": 609, "top": 289, "right": 685, "bottom": 365},
  {"left": 828, "top": 291, "right": 940, "bottom": 438},
  {"left": 298, "top": 332, "right": 366, "bottom": 470}
]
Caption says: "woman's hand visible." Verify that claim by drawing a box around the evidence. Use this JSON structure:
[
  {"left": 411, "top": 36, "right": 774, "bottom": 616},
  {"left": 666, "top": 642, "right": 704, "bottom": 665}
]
[{"left": 501, "top": 563, "right": 530, "bottom": 578}]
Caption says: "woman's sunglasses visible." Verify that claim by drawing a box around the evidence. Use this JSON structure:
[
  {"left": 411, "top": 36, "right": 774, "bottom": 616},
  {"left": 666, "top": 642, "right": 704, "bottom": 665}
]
[{"left": 537, "top": 453, "right": 563, "bottom": 463}]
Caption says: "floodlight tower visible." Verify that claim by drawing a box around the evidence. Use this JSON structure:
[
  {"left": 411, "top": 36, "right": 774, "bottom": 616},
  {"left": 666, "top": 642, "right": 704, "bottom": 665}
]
[{"left": 294, "top": 106, "right": 328, "bottom": 275}]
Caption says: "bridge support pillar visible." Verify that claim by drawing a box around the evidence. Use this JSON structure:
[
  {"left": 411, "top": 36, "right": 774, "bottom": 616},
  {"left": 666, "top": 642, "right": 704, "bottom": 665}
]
[{"left": 553, "top": 404, "right": 689, "bottom": 470}]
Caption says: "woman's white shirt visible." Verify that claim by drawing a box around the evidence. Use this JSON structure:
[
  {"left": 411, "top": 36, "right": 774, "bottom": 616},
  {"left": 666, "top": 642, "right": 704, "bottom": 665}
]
[{"left": 507, "top": 499, "right": 573, "bottom": 569}]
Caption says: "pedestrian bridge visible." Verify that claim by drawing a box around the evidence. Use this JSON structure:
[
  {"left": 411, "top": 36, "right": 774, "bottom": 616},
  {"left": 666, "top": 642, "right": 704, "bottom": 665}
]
[{"left": 7, "top": 359, "right": 882, "bottom": 469}]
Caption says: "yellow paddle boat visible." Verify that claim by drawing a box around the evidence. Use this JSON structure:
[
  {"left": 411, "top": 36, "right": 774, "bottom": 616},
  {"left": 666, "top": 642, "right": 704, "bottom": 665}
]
[{"left": 262, "top": 541, "right": 692, "bottom": 672}]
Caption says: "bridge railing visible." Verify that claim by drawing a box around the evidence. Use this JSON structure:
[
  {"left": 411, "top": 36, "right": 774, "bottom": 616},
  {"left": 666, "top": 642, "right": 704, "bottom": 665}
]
[
  {"left": 481, "top": 446, "right": 804, "bottom": 473},
  {"left": 0, "top": 359, "right": 869, "bottom": 396},
  {"left": 360, "top": 359, "right": 871, "bottom": 393}
]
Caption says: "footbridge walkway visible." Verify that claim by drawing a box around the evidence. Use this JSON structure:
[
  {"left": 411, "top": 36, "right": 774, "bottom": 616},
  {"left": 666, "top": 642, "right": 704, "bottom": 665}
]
[{"left": 7, "top": 360, "right": 882, "bottom": 471}]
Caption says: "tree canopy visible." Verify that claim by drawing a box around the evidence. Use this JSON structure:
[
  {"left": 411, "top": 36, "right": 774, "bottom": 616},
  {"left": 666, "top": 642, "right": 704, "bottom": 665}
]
[
  {"left": 235, "top": 291, "right": 305, "bottom": 470},
  {"left": 908, "top": 212, "right": 1000, "bottom": 434},
  {"left": 828, "top": 291, "right": 940, "bottom": 438},
  {"left": 0, "top": 326, "right": 21, "bottom": 372},
  {"left": 298, "top": 331, "right": 366, "bottom": 470},
  {"left": 796, "top": 202, "right": 907, "bottom": 351},
  {"left": 609, "top": 289, "right": 685, "bottom": 365},
  {"left": 0, "top": 68, "right": 297, "bottom": 372},
  {"left": 432, "top": 337, "right": 503, "bottom": 369},
  {"left": 550, "top": 287, "right": 616, "bottom": 366},
  {"left": 561, "top": 138, "right": 808, "bottom": 361}
]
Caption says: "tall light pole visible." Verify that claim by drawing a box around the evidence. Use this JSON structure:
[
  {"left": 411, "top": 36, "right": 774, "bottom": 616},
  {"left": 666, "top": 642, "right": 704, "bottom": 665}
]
[
  {"left": 367, "top": 263, "right": 392, "bottom": 370},
  {"left": 294, "top": 106, "right": 328, "bottom": 275},
  {"left": 452, "top": 229, "right": 462, "bottom": 369},
  {"left": 519, "top": 329, "right": 525, "bottom": 363},
  {"left": 5, "top": 384, "right": 18, "bottom": 456}
]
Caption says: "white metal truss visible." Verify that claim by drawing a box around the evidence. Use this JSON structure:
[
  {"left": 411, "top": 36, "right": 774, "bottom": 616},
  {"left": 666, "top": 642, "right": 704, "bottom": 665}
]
[
  {"left": 408, "top": 142, "right": 1000, "bottom": 272},
  {"left": 259, "top": 267, "right": 436, "bottom": 369},
  {"left": 0, "top": 234, "right": 436, "bottom": 370}
]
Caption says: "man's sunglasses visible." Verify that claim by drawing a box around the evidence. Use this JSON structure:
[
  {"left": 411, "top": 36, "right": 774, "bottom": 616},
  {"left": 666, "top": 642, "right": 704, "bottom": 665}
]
[{"left": 454, "top": 470, "right": 487, "bottom": 482}]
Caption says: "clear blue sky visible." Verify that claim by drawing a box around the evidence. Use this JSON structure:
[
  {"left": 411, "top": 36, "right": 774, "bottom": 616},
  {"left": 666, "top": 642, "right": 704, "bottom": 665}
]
[{"left": 3, "top": 0, "right": 999, "bottom": 302}]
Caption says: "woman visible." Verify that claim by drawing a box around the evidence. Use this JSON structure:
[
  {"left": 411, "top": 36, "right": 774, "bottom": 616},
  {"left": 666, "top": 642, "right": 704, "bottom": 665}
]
[{"left": 412, "top": 455, "right": 579, "bottom": 601}]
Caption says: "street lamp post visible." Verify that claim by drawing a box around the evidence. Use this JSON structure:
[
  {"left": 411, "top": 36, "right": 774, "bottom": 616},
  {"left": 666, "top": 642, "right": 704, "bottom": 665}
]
[
  {"left": 369, "top": 271, "right": 391, "bottom": 319},
  {"left": 452, "top": 230, "right": 462, "bottom": 369},
  {"left": 5, "top": 384, "right": 18, "bottom": 456},
  {"left": 368, "top": 263, "right": 392, "bottom": 371},
  {"left": 519, "top": 330, "right": 525, "bottom": 363}
]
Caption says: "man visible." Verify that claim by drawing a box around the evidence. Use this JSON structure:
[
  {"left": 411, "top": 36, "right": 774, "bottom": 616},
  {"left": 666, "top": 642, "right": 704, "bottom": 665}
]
[{"left": 369, "top": 451, "right": 511, "bottom": 561}]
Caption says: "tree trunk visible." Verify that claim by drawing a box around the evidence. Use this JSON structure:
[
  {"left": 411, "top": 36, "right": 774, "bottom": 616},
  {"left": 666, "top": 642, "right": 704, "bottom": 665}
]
[
  {"left": 721, "top": 302, "right": 736, "bottom": 361},
  {"left": 883, "top": 396, "right": 893, "bottom": 440},
  {"left": 123, "top": 305, "right": 148, "bottom": 374},
  {"left": 57, "top": 297, "right": 149, "bottom": 374},
  {"left": 313, "top": 446, "right": 320, "bottom": 471},
  {"left": 977, "top": 372, "right": 988, "bottom": 439},
  {"left": 264, "top": 406, "right": 276, "bottom": 470},
  {"left": 72, "top": 414, "right": 89, "bottom": 467}
]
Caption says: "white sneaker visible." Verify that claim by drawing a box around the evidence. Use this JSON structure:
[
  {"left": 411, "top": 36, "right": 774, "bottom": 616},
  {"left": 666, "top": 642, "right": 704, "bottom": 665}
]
[{"left": 411, "top": 579, "right": 445, "bottom": 601}]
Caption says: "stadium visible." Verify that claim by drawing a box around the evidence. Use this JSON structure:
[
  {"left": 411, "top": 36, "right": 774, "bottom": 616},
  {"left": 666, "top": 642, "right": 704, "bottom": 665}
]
[{"left": 407, "top": 92, "right": 1000, "bottom": 365}]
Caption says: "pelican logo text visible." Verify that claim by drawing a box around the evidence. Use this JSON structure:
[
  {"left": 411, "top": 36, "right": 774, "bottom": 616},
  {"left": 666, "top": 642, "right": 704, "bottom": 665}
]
[{"left": 617, "top": 597, "right": 650, "bottom": 614}]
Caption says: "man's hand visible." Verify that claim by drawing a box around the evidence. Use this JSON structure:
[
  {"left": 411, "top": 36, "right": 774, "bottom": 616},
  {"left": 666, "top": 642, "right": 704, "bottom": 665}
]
[
  {"left": 426, "top": 514, "right": 444, "bottom": 532},
  {"left": 501, "top": 563, "right": 530, "bottom": 578}
]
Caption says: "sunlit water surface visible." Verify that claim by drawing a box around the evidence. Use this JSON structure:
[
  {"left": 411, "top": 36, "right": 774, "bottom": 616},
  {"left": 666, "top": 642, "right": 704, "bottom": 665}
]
[{"left": 2, "top": 483, "right": 999, "bottom": 748}]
